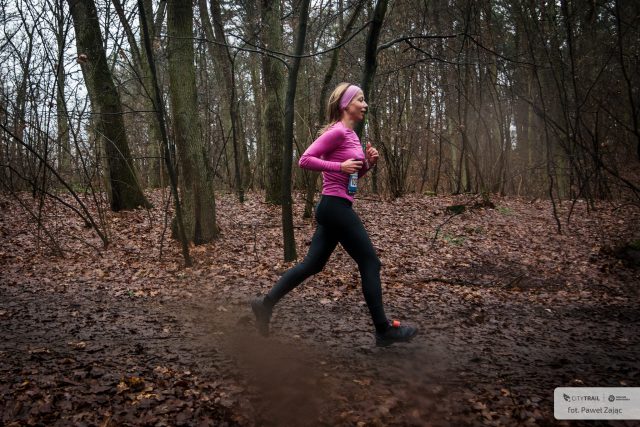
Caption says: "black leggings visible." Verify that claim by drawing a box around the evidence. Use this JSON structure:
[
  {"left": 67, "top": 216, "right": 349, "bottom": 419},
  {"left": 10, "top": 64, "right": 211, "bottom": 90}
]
[{"left": 267, "top": 195, "right": 388, "bottom": 327}]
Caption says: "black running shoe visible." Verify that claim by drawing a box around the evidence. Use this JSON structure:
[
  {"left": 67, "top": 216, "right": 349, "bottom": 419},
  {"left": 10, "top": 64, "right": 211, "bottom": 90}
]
[
  {"left": 375, "top": 320, "right": 418, "bottom": 347},
  {"left": 251, "top": 296, "right": 272, "bottom": 337}
]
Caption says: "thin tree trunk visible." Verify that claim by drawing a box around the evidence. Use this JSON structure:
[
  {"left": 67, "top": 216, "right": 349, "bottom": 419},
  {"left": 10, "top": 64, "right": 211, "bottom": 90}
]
[
  {"left": 614, "top": 0, "right": 640, "bottom": 161},
  {"left": 201, "top": 0, "right": 245, "bottom": 202},
  {"left": 211, "top": 0, "right": 250, "bottom": 198},
  {"left": 138, "top": 0, "right": 191, "bottom": 266},
  {"left": 140, "top": 0, "right": 165, "bottom": 188},
  {"left": 249, "top": 56, "right": 264, "bottom": 189},
  {"left": 54, "top": 0, "right": 71, "bottom": 181},
  {"left": 111, "top": 0, "right": 165, "bottom": 188},
  {"left": 281, "top": 0, "right": 311, "bottom": 262},
  {"left": 12, "top": 25, "right": 34, "bottom": 190},
  {"left": 355, "top": 0, "right": 389, "bottom": 139}
]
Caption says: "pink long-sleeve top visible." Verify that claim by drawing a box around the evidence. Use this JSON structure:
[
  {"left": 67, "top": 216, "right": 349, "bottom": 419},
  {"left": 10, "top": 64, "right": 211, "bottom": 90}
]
[{"left": 299, "top": 120, "right": 370, "bottom": 203}]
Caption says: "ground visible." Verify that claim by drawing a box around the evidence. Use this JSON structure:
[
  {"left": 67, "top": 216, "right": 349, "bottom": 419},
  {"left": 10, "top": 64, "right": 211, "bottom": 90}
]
[{"left": 0, "top": 190, "right": 639, "bottom": 426}]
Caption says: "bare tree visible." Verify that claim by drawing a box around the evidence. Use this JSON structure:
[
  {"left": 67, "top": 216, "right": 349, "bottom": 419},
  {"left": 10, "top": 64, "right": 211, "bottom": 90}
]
[
  {"left": 199, "top": 0, "right": 245, "bottom": 202},
  {"left": 281, "top": 0, "right": 311, "bottom": 261},
  {"left": 260, "top": 0, "right": 285, "bottom": 205},
  {"left": 67, "top": 0, "right": 149, "bottom": 211},
  {"left": 166, "top": 0, "right": 219, "bottom": 243}
]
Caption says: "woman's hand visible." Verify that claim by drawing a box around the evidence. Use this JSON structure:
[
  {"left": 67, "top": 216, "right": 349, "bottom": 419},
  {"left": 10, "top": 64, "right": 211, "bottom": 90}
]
[
  {"left": 341, "top": 159, "right": 363, "bottom": 174},
  {"left": 365, "top": 142, "right": 379, "bottom": 166}
]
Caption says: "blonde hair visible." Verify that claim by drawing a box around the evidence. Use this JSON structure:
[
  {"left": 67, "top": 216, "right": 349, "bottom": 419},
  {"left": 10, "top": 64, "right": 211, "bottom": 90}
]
[{"left": 318, "top": 82, "right": 351, "bottom": 136}]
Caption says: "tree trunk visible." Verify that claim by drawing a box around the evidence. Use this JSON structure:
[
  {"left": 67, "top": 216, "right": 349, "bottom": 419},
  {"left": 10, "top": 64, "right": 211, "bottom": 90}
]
[
  {"left": 201, "top": 0, "right": 245, "bottom": 202},
  {"left": 166, "top": 0, "right": 219, "bottom": 243},
  {"left": 111, "top": 0, "right": 165, "bottom": 188},
  {"left": 370, "top": 97, "right": 384, "bottom": 193},
  {"left": 244, "top": 0, "right": 263, "bottom": 189},
  {"left": 138, "top": 0, "right": 191, "bottom": 266},
  {"left": 212, "top": 0, "right": 249, "bottom": 203},
  {"left": 281, "top": 0, "right": 311, "bottom": 262},
  {"left": 260, "top": 0, "right": 286, "bottom": 205},
  {"left": 355, "top": 0, "right": 388, "bottom": 138},
  {"left": 67, "top": 0, "right": 149, "bottom": 211},
  {"left": 614, "top": 0, "right": 640, "bottom": 161},
  {"left": 54, "top": 0, "right": 71, "bottom": 181},
  {"left": 249, "top": 55, "right": 264, "bottom": 189},
  {"left": 139, "top": 0, "right": 165, "bottom": 188}
]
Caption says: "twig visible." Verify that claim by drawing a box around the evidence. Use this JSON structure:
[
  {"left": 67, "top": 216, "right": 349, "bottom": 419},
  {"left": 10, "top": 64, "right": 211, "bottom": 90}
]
[
  {"left": 159, "top": 189, "right": 173, "bottom": 262},
  {"left": 430, "top": 212, "right": 462, "bottom": 247},
  {"left": 0, "top": 123, "right": 108, "bottom": 245}
]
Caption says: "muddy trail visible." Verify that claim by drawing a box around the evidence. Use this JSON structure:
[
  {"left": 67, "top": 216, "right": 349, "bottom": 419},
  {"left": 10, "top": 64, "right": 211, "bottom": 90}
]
[{"left": 1, "top": 191, "right": 639, "bottom": 426}]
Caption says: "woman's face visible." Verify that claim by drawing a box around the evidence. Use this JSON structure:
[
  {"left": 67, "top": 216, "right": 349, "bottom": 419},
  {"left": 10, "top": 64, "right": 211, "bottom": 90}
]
[{"left": 344, "top": 90, "right": 368, "bottom": 122}]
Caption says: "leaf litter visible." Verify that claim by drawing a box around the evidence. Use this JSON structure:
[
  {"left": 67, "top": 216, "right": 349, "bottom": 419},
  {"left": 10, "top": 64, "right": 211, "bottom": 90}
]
[{"left": 0, "top": 190, "right": 639, "bottom": 426}]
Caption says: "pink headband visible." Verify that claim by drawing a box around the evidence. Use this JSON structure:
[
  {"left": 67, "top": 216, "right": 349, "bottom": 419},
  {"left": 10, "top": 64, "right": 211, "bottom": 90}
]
[{"left": 339, "top": 85, "right": 362, "bottom": 110}]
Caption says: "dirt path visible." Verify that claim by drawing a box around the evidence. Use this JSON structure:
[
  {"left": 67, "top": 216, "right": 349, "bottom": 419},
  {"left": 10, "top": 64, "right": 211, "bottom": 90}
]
[{"left": 1, "top": 191, "right": 639, "bottom": 426}]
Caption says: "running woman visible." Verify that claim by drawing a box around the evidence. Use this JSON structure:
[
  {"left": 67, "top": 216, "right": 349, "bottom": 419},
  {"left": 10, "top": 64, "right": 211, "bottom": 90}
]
[{"left": 251, "top": 82, "right": 418, "bottom": 347}]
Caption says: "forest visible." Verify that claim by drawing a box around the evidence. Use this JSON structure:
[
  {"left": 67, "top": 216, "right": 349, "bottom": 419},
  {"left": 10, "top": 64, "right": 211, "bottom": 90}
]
[{"left": 1, "top": 0, "right": 639, "bottom": 425}]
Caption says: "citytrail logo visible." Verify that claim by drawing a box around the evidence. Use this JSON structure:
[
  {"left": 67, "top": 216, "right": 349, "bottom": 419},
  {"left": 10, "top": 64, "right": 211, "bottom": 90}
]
[
  {"left": 562, "top": 393, "right": 601, "bottom": 402},
  {"left": 609, "top": 395, "right": 616, "bottom": 402}
]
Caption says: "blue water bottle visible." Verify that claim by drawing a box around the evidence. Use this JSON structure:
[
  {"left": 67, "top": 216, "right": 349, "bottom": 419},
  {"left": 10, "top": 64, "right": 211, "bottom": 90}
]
[{"left": 348, "top": 171, "right": 358, "bottom": 194}]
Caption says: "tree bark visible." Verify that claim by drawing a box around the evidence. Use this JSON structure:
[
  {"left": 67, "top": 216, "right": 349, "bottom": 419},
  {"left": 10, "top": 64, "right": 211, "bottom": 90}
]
[
  {"left": 355, "top": 0, "right": 389, "bottom": 139},
  {"left": 111, "top": 0, "right": 165, "bottom": 188},
  {"left": 67, "top": 0, "right": 149, "bottom": 211},
  {"left": 139, "top": 0, "right": 165, "bottom": 188},
  {"left": 138, "top": 0, "right": 191, "bottom": 266},
  {"left": 614, "top": 0, "right": 640, "bottom": 161},
  {"left": 54, "top": 0, "right": 71, "bottom": 181},
  {"left": 201, "top": 0, "right": 245, "bottom": 202},
  {"left": 15, "top": 26, "right": 34, "bottom": 191},
  {"left": 260, "top": 0, "right": 285, "bottom": 204},
  {"left": 281, "top": 0, "right": 311, "bottom": 262},
  {"left": 166, "top": 0, "right": 219, "bottom": 243},
  {"left": 244, "top": 0, "right": 263, "bottom": 189}
]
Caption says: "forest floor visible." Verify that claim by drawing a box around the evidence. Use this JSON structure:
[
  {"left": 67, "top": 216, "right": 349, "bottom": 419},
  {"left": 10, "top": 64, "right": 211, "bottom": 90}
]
[{"left": 1, "top": 189, "right": 639, "bottom": 427}]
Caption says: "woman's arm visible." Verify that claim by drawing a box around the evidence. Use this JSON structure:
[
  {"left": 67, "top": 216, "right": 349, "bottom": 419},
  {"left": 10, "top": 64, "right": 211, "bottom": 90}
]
[{"left": 298, "top": 127, "right": 345, "bottom": 172}]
